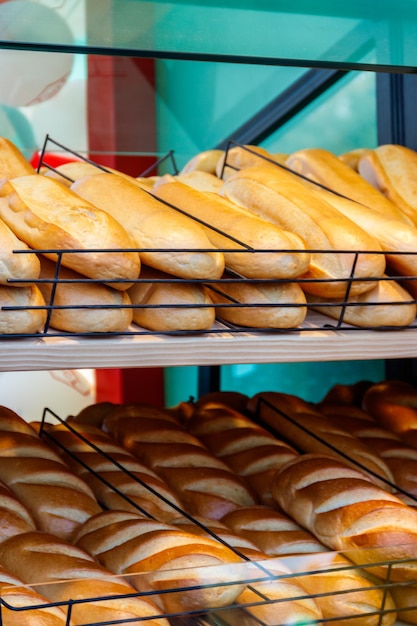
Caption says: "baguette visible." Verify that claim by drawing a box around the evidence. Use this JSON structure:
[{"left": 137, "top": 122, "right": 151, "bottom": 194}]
[
  {"left": 362, "top": 380, "right": 417, "bottom": 433},
  {"left": 0, "top": 407, "right": 102, "bottom": 540},
  {"left": 153, "top": 179, "right": 310, "bottom": 279},
  {"left": 0, "top": 175, "right": 140, "bottom": 288},
  {"left": 185, "top": 403, "right": 299, "bottom": 506},
  {"left": 306, "top": 275, "right": 417, "bottom": 328},
  {"left": 339, "top": 148, "right": 370, "bottom": 171},
  {"left": 128, "top": 265, "right": 215, "bottom": 331},
  {"left": 181, "top": 149, "right": 225, "bottom": 174},
  {"left": 0, "top": 218, "right": 40, "bottom": 286},
  {"left": 38, "top": 257, "right": 133, "bottom": 333},
  {"left": 175, "top": 170, "right": 224, "bottom": 192},
  {"left": 102, "top": 404, "right": 257, "bottom": 520},
  {"left": 73, "top": 509, "right": 246, "bottom": 612},
  {"left": 247, "top": 391, "right": 396, "bottom": 490},
  {"left": 0, "top": 481, "right": 36, "bottom": 542},
  {"left": 222, "top": 163, "right": 386, "bottom": 297},
  {"left": 0, "top": 137, "right": 36, "bottom": 179},
  {"left": 287, "top": 147, "right": 410, "bottom": 223},
  {"left": 358, "top": 144, "right": 417, "bottom": 227},
  {"left": 0, "top": 284, "right": 46, "bottom": 334},
  {"left": 71, "top": 172, "right": 225, "bottom": 280},
  {"left": 271, "top": 453, "right": 417, "bottom": 582},
  {"left": 0, "top": 530, "right": 169, "bottom": 626},
  {"left": 216, "top": 144, "right": 277, "bottom": 180},
  {"left": 204, "top": 274, "right": 307, "bottom": 328},
  {"left": 41, "top": 420, "right": 185, "bottom": 522}
]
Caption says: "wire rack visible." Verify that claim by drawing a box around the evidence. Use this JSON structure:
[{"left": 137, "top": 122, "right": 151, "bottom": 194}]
[
  {"left": 1, "top": 136, "right": 417, "bottom": 339},
  {"left": 0, "top": 406, "right": 405, "bottom": 625}
]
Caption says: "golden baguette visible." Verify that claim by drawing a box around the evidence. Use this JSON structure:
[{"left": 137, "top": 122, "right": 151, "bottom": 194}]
[
  {"left": 358, "top": 144, "right": 417, "bottom": 227},
  {"left": 0, "top": 284, "right": 46, "bottom": 334},
  {"left": 0, "top": 175, "right": 140, "bottom": 289},
  {"left": 181, "top": 148, "right": 225, "bottom": 174},
  {"left": 0, "top": 218, "right": 40, "bottom": 286},
  {"left": 222, "top": 164, "right": 385, "bottom": 297},
  {"left": 128, "top": 265, "right": 215, "bottom": 331},
  {"left": 71, "top": 172, "right": 225, "bottom": 280},
  {"left": 153, "top": 178, "right": 310, "bottom": 279},
  {"left": 287, "top": 147, "right": 410, "bottom": 223},
  {"left": 0, "top": 137, "right": 36, "bottom": 179},
  {"left": 38, "top": 257, "right": 133, "bottom": 333},
  {"left": 204, "top": 275, "right": 307, "bottom": 328}
]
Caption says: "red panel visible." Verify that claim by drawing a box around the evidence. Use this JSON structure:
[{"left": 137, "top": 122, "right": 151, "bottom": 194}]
[{"left": 87, "top": 54, "right": 165, "bottom": 406}]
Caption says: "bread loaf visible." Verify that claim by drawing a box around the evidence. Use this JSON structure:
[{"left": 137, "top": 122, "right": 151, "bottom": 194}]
[
  {"left": 73, "top": 509, "right": 246, "bottom": 613},
  {"left": 41, "top": 420, "right": 185, "bottom": 522},
  {"left": 271, "top": 453, "right": 417, "bottom": 582},
  {"left": 0, "top": 407, "right": 101, "bottom": 540},
  {"left": 153, "top": 178, "right": 310, "bottom": 280},
  {"left": 247, "top": 391, "right": 396, "bottom": 490},
  {"left": 0, "top": 218, "right": 40, "bottom": 286},
  {"left": 0, "top": 137, "right": 36, "bottom": 179},
  {"left": 185, "top": 403, "right": 299, "bottom": 506},
  {"left": 0, "top": 530, "right": 169, "bottom": 626},
  {"left": 306, "top": 275, "right": 417, "bottom": 328},
  {"left": 286, "top": 147, "right": 410, "bottom": 223},
  {"left": 128, "top": 265, "right": 215, "bottom": 331},
  {"left": 339, "top": 148, "right": 370, "bottom": 171},
  {"left": 102, "top": 404, "right": 257, "bottom": 520},
  {"left": 0, "top": 481, "right": 36, "bottom": 542},
  {"left": 362, "top": 380, "right": 417, "bottom": 433},
  {"left": 181, "top": 149, "right": 225, "bottom": 175},
  {"left": 0, "top": 284, "right": 46, "bottom": 334},
  {"left": 216, "top": 144, "right": 276, "bottom": 180},
  {"left": 0, "top": 175, "right": 141, "bottom": 288},
  {"left": 176, "top": 170, "right": 224, "bottom": 192},
  {"left": 222, "top": 163, "right": 386, "bottom": 297},
  {"left": 38, "top": 257, "right": 133, "bottom": 333},
  {"left": 0, "top": 564, "right": 68, "bottom": 626},
  {"left": 204, "top": 274, "right": 307, "bottom": 329},
  {"left": 358, "top": 144, "right": 417, "bottom": 227},
  {"left": 71, "top": 172, "right": 225, "bottom": 280}
]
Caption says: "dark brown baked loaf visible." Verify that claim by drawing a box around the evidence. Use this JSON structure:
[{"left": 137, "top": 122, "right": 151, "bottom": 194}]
[
  {"left": 102, "top": 404, "right": 257, "bottom": 520},
  {"left": 271, "top": 453, "right": 417, "bottom": 583},
  {"left": 0, "top": 530, "right": 169, "bottom": 626},
  {"left": 73, "top": 509, "right": 246, "bottom": 613},
  {"left": 41, "top": 420, "right": 185, "bottom": 522}
]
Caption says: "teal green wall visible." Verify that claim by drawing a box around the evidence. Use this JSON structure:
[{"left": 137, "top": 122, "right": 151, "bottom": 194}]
[{"left": 155, "top": 59, "right": 385, "bottom": 406}]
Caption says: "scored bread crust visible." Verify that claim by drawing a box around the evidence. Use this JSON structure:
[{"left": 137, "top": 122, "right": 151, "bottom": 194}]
[{"left": 0, "top": 284, "right": 46, "bottom": 334}]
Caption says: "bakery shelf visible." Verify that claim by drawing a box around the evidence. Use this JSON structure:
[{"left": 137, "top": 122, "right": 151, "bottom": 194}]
[{"left": 3, "top": 316, "right": 417, "bottom": 372}]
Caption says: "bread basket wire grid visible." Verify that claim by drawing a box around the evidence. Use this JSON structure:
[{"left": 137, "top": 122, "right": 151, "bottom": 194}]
[
  {"left": 2, "top": 136, "right": 417, "bottom": 338},
  {"left": 0, "top": 406, "right": 402, "bottom": 625}
]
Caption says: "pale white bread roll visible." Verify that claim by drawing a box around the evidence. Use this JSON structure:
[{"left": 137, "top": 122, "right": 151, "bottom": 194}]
[
  {"left": 185, "top": 403, "right": 299, "bottom": 506},
  {"left": 0, "top": 175, "right": 140, "bottom": 289},
  {"left": 339, "top": 148, "right": 370, "bottom": 171},
  {"left": 0, "top": 137, "right": 36, "bottom": 179},
  {"left": 247, "top": 391, "right": 396, "bottom": 490},
  {"left": 153, "top": 179, "right": 310, "bottom": 279},
  {"left": 288, "top": 174, "right": 417, "bottom": 297},
  {"left": 128, "top": 265, "right": 215, "bottom": 331},
  {"left": 38, "top": 257, "right": 133, "bottom": 333},
  {"left": 181, "top": 149, "right": 225, "bottom": 174},
  {"left": 216, "top": 144, "right": 276, "bottom": 180},
  {"left": 306, "top": 275, "right": 417, "bottom": 328},
  {"left": 0, "top": 406, "right": 102, "bottom": 541},
  {"left": 70, "top": 172, "right": 225, "bottom": 280},
  {"left": 175, "top": 169, "right": 224, "bottom": 192},
  {"left": 286, "top": 147, "right": 410, "bottom": 223},
  {"left": 0, "top": 284, "right": 46, "bottom": 334},
  {"left": 271, "top": 453, "right": 417, "bottom": 582},
  {"left": 0, "top": 218, "right": 40, "bottom": 286},
  {"left": 0, "top": 530, "right": 169, "bottom": 626},
  {"left": 358, "top": 144, "right": 417, "bottom": 227},
  {"left": 221, "top": 506, "right": 397, "bottom": 626},
  {"left": 102, "top": 404, "right": 257, "bottom": 520},
  {"left": 318, "top": 403, "right": 417, "bottom": 507},
  {"left": 204, "top": 275, "right": 307, "bottom": 328},
  {"left": 222, "top": 164, "right": 385, "bottom": 297},
  {"left": 73, "top": 509, "right": 246, "bottom": 613},
  {"left": 41, "top": 420, "right": 185, "bottom": 522},
  {"left": 0, "top": 564, "right": 67, "bottom": 626}
]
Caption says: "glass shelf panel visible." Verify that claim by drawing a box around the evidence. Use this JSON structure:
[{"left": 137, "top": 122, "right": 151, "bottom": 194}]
[{"left": 1, "top": 1, "right": 417, "bottom": 71}]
